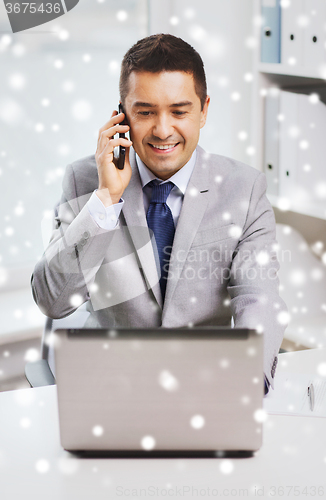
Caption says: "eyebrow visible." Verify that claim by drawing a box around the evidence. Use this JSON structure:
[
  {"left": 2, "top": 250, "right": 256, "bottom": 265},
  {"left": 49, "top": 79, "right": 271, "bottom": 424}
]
[
  {"left": 171, "top": 101, "right": 193, "bottom": 108},
  {"left": 132, "top": 101, "right": 193, "bottom": 108}
]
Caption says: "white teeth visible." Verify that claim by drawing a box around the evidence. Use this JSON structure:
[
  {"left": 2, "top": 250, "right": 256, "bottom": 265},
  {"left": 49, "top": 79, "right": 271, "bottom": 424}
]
[{"left": 151, "top": 144, "right": 177, "bottom": 150}]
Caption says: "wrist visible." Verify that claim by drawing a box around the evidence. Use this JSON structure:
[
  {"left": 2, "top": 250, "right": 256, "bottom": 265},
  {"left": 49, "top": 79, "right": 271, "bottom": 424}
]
[{"left": 96, "top": 188, "right": 121, "bottom": 207}]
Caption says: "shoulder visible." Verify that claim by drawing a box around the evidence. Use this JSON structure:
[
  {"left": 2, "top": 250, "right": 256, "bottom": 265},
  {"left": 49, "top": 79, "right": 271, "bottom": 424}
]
[
  {"left": 196, "top": 146, "right": 262, "bottom": 184},
  {"left": 195, "top": 146, "right": 266, "bottom": 200},
  {"left": 62, "top": 154, "right": 98, "bottom": 200}
]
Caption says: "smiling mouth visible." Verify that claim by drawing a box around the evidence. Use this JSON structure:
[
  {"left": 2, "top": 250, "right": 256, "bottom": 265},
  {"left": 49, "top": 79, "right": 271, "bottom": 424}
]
[{"left": 149, "top": 143, "right": 179, "bottom": 151}]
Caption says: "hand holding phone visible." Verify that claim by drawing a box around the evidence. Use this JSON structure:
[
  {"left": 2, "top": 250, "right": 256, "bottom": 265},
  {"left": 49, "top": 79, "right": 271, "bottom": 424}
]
[{"left": 95, "top": 109, "right": 132, "bottom": 207}]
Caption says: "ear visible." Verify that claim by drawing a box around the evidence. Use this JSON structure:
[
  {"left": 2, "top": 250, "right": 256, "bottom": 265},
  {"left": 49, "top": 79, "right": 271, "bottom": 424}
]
[{"left": 200, "top": 96, "right": 210, "bottom": 129}]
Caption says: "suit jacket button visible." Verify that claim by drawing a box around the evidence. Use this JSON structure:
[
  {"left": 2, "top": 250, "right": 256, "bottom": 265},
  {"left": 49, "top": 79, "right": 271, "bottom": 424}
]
[
  {"left": 80, "top": 238, "right": 87, "bottom": 246},
  {"left": 83, "top": 231, "right": 90, "bottom": 239}
]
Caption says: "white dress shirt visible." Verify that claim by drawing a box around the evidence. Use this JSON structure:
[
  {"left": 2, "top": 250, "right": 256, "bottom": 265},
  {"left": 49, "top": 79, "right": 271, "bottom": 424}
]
[{"left": 87, "top": 150, "right": 197, "bottom": 230}]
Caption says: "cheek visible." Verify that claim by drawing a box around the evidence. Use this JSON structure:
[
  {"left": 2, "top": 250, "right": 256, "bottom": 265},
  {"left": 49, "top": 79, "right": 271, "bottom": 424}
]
[
  {"left": 129, "top": 123, "right": 146, "bottom": 144},
  {"left": 181, "top": 119, "right": 200, "bottom": 136},
  {"left": 183, "top": 125, "right": 200, "bottom": 144}
]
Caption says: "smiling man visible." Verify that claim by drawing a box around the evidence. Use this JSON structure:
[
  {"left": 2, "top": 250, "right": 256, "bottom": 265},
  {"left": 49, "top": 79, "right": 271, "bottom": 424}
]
[{"left": 32, "top": 34, "right": 287, "bottom": 394}]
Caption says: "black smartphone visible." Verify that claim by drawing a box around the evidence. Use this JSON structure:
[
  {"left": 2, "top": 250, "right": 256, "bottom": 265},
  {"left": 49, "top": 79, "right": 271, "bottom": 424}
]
[{"left": 118, "top": 103, "right": 127, "bottom": 170}]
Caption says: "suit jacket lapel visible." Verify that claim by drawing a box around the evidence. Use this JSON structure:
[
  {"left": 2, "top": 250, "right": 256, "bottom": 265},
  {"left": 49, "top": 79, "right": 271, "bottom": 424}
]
[
  {"left": 162, "top": 147, "right": 210, "bottom": 316},
  {"left": 121, "top": 149, "right": 162, "bottom": 308}
]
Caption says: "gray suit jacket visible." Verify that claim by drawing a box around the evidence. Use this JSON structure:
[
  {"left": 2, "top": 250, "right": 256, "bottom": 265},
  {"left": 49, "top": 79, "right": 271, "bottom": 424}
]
[{"left": 32, "top": 146, "right": 287, "bottom": 387}]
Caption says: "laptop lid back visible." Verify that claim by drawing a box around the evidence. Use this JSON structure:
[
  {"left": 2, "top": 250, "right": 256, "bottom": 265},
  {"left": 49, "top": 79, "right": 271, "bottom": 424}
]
[{"left": 53, "top": 327, "right": 264, "bottom": 453}]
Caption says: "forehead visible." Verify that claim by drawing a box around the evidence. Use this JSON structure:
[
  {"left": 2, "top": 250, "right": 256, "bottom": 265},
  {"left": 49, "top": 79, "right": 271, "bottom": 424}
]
[{"left": 125, "top": 71, "right": 199, "bottom": 106}]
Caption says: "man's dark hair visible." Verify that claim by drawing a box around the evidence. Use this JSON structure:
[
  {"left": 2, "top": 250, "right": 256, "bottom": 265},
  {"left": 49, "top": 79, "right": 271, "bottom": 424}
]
[{"left": 119, "top": 33, "right": 207, "bottom": 110}]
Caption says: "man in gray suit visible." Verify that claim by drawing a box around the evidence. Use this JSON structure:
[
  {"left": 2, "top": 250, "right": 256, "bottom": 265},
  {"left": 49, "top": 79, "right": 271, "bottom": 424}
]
[{"left": 32, "top": 34, "right": 287, "bottom": 393}]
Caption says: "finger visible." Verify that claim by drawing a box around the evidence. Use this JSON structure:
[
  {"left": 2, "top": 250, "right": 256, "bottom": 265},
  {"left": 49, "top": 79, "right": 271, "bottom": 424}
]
[
  {"left": 124, "top": 142, "right": 131, "bottom": 167},
  {"left": 95, "top": 137, "right": 132, "bottom": 161},
  {"left": 100, "top": 137, "right": 132, "bottom": 159},
  {"left": 98, "top": 111, "right": 126, "bottom": 136},
  {"left": 98, "top": 113, "right": 117, "bottom": 135},
  {"left": 97, "top": 112, "right": 127, "bottom": 148},
  {"left": 98, "top": 123, "right": 130, "bottom": 149},
  {"left": 113, "top": 141, "right": 131, "bottom": 171},
  {"left": 97, "top": 125, "right": 130, "bottom": 153},
  {"left": 103, "top": 144, "right": 133, "bottom": 183}
]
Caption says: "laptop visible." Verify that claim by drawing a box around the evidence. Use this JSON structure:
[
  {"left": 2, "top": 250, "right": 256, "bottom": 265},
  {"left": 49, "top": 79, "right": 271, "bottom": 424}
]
[{"left": 53, "top": 327, "right": 264, "bottom": 457}]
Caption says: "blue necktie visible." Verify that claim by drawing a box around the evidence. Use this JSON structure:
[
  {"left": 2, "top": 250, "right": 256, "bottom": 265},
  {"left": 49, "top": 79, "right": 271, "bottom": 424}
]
[{"left": 146, "top": 180, "right": 175, "bottom": 301}]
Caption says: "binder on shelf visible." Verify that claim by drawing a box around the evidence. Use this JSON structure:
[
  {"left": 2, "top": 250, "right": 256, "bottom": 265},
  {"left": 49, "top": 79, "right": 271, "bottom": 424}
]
[
  {"left": 264, "top": 89, "right": 326, "bottom": 216},
  {"left": 303, "top": 0, "right": 326, "bottom": 70},
  {"left": 278, "top": 91, "right": 299, "bottom": 202},
  {"left": 297, "top": 94, "right": 326, "bottom": 210},
  {"left": 264, "top": 91, "right": 280, "bottom": 196},
  {"left": 261, "top": 0, "right": 281, "bottom": 63},
  {"left": 281, "top": 0, "right": 305, "bottom": 67}
]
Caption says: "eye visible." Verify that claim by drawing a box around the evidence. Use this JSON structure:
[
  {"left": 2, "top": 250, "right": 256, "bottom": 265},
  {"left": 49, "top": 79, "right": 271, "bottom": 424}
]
[
  {"left": 173, "top": 111, "right": 186, "bottom": 116},
  {"left": 139, "top": 111, "right": 151, "bottom": 116}
]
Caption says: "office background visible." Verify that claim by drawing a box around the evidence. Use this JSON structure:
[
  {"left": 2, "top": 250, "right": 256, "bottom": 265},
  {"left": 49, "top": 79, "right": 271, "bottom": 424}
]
[{"left": 0, "top": 0, "right": 325, "bottom": 390}]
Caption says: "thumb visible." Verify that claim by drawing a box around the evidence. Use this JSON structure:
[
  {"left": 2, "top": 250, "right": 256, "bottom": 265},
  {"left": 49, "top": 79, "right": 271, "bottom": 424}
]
[{"left": 124, "top": 142, "right": 133, "bottom": 170}]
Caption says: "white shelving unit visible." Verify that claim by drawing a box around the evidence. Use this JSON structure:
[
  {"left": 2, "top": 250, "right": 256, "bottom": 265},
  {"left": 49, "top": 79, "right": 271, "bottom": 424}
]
[
  {"left": 252, "top": 0, "right": 326, "bottom": 222},
  {"left": 252, "top": 0, "right": 326, "bottom": 349},
  {"left": 259, "top": 62, "right": 326, "bottom": 80}
]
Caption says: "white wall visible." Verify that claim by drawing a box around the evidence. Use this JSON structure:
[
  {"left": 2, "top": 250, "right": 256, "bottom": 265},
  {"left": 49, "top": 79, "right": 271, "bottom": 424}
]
[
  {"left": 0, "top": 0, "right": 148, "bottom": 270},
  {"left": 0, "top": 0, "right": 255, "bottom": 273},
  {"left": 149, "top": 0, "right": 255, "bottom": 165},
  {"left": 0, "top": 0, "right": 148, "bottom": 355}
]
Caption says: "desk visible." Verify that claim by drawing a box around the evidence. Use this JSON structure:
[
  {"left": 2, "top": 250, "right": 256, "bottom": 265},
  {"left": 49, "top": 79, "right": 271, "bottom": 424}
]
[{"left": 1, "top": 350, "right": 326, "bottom": 500}]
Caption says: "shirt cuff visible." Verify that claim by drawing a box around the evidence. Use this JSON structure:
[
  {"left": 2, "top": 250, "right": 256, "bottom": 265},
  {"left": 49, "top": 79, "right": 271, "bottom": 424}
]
[{"left": 87, "top": 190, "right": 124, "bottom": 230}]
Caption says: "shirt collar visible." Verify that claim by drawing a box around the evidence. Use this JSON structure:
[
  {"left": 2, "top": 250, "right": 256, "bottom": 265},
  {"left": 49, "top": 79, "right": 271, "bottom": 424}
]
[{"left": 136, "top": 149, "right": 197, "bottom": 195}]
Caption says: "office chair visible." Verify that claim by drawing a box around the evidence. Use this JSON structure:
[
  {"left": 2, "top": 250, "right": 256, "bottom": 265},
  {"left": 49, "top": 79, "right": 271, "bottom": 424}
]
[
  {"left": 25, "top": 316, "right": 56, "bottom": 387},
  {"left": 25, "top": 305, "right": 90, "bottom": 388},
  {"left": 26, "top": 201, "right": 93, "bottom": 387}
]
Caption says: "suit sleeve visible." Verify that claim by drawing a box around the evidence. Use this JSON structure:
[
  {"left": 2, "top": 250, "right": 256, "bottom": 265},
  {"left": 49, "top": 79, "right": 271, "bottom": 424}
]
[
  {"left": 31, "top": 164, "right": 118, "bottom": 319},
  {"left": 227, "top": 172, "right": 288, "bottom": 389}
]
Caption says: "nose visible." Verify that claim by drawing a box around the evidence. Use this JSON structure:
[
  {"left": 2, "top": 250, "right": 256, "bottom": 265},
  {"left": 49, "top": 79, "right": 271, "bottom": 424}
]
[{"left": 152, "top": 113, "right": 174, "bottom": 140}]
